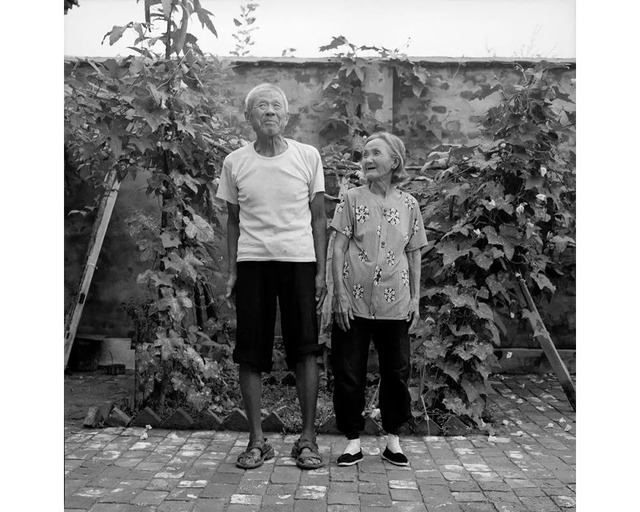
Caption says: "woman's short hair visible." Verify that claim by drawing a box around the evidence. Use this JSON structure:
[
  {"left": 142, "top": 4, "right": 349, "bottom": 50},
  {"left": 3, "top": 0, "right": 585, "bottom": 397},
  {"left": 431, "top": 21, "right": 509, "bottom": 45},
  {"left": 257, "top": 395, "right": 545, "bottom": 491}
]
[
  {"left": 244, "top": 83, "right": 289, "bottom": 113},
  {"left": 364, "top": 131, "right": 409, "bottom": 184}
]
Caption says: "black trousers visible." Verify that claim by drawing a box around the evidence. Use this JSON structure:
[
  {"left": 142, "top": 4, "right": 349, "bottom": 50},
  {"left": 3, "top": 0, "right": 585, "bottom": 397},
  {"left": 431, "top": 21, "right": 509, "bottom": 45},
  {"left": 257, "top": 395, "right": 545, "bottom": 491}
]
[{"left": 331, "top": 317, "right": 411, "bottom": 439}]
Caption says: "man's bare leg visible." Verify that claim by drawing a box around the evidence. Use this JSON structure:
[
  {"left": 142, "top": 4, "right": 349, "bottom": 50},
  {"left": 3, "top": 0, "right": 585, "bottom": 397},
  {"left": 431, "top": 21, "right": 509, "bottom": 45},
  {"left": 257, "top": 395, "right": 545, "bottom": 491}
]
[{"left": 295, "top": 354, "right": 321, "bottom": 464}]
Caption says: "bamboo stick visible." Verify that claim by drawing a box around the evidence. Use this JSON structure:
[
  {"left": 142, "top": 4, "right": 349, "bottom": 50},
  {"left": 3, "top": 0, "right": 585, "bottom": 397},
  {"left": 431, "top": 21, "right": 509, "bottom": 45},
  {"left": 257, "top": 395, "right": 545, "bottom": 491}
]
[
  {"left": 64, "top": 170, "right": 121, "bottom": 369},
  {"left": 515, "top": 274, "right": 576, "bottom": 411}
]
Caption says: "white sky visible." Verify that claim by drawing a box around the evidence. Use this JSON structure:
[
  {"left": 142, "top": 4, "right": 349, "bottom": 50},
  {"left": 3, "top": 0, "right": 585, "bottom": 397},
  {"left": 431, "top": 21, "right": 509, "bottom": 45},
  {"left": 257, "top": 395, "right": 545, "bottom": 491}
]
[{"left": 64, "top": 0, "right": 575, "bottom": 59}]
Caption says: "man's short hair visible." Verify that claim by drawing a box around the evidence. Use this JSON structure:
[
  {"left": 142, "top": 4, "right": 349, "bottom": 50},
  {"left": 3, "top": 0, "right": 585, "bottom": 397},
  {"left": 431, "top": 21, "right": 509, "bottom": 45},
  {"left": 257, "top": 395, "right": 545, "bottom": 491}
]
[{"left": 244, "top": 83, "right": 289, "bottom": 113}]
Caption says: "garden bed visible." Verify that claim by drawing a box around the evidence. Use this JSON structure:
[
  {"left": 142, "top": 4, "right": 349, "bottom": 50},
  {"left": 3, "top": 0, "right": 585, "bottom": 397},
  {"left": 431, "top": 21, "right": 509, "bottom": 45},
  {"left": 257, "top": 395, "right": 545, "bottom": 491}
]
[{"left": 73, "top": 367, "right": 492, "bottom": 437}]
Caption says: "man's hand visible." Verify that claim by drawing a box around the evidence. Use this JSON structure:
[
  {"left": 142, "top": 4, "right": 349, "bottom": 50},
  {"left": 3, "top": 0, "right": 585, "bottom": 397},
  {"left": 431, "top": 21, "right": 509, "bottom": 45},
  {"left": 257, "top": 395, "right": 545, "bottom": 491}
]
[
  {"left": 333, "top": 292, "right": 353, "bottom": 332},
  {"left": 406, "top": 297, "right": 420, "bottom": 333},
  {"left": 225, "top": 272, "right": 237, "bottom": 309},
  {"left": 315, "top": 272, "right": 327, "bottom": 314}
]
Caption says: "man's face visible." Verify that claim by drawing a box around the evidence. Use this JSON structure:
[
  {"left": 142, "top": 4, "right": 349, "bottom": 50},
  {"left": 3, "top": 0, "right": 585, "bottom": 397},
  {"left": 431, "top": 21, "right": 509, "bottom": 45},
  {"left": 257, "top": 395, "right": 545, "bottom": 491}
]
[{"left": 245, "top": 89, "right": 289, "bottom": 137}]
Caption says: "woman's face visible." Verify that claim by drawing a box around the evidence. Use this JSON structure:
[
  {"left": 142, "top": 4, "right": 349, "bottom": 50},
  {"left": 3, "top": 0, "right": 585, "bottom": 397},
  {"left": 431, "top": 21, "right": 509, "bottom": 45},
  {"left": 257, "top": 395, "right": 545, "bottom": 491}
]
[{"left": 362, "top": 139, "right": 397, "bottom": 182}]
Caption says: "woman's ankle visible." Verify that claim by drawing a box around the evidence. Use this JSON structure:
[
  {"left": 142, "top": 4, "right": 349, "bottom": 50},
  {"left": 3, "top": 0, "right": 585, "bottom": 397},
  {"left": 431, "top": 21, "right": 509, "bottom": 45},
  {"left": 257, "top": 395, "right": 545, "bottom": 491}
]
[
  {"left": 344, "top": 438, "right": 361, "bottom": 454},
  {"left": 386, "top": 434, "right": 402, "bottom": 453}
]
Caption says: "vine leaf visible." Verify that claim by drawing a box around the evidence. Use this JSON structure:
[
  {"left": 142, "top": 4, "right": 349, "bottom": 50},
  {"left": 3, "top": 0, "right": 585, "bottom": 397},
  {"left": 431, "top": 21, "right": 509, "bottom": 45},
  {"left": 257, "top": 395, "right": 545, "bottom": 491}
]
[{"left": 184, "top": 215, "right": 215, "bottom": 242}]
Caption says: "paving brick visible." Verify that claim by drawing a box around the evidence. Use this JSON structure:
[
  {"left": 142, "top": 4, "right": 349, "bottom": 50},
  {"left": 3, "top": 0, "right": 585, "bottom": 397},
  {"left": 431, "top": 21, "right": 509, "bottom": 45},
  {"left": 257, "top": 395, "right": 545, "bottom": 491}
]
[
  {"left": 262, "top": 411, "right": 286, "bottom": 432},
  {"left": 327, "top": 491, "right": 359, "bottom": 505},
  {"left": 390, "top": 502, "right": 429, "bottom": 511},
  {"left": 131, "top": 490, "right": 170, "bottom": 505},
  {"left": 391, "top": 489, "right": 423, "bottom": 501},
  {"left": 201, "top": 483, "right": 237, "bottom": 498},
  {"left": 89, "top": 504, "right": 138, "bottom": 512},
  {"left": 266, "top": 483, "right": 297, "bottom": 495},
  {"left": 477, "top": 481, "right": 510, "bottom": 492},
  {"left": 271, "top": 467, "right": 301, "bottom": 484},
  {"left": 293, "top": 500, "right": 331, "bottom": 511},
  {"left": 221, "top": 409, "right": 250, "bottom": 431},
  {"left": 512, "top": 487, "right": 546, "bottom": 498},
  {"left": 157, "top": 501, "right": 196, "bottom": 512},
  {"left": 326, "top": 506, "right": 360, "bottom": 512},
  {"left": 359, "top": 481, "right": 389, "bottom": 494},
  {"left": 131, "top": 407, "right": 163, "bottom": 428},
  {"left": 492, "top": 503, "right": 528, "bottom": 512},
  {"left": 504, "top": 479, "right": 536, "bottom": 489},
  {"left": 83, "top": 406, "right": 104, "bottom": 428},
  {"left": 517, "top": 495, "right": 561, "bottom": 511},
  {"left": 191, "top": 498, "right": 226, "bottom": 512},
  {"left": 484, "top": 491, "right": 520, "bottom": 504},
  {"left": 99, "top": 487, "right": 141, "bottom": 504},
  {"left": 162, "top": 409, "right": 195, "bottom": 430},
  {"left": 450, "top": 481, "right": 482, "bottom": 492},
  {"left": 260, "top": 504, "right": 295, "bottom": 512},
  {"left": 166, "top": 487, "right": 203, "bottom": 501},
  {"left": 452, "top": 491, "right": 488, "bottom": 502},
  {"left": 295, "top": 485, "right": 327, "bottom": 500},
  {"left": 457, "top": 503, "right": 498, "bottom": 511},
  {"left": 329, "top": 481, "right": 358, "bottom": 493},
  {"left": 105, "top": 407, "right": 132, "bottom": 427},
  {"left": 360, "top": 492, "right": 393, "bottom": 507}
]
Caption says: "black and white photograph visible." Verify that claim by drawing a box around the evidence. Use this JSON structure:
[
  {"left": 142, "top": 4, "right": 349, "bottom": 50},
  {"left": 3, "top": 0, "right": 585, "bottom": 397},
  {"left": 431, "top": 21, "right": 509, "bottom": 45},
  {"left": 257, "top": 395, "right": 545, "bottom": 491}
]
[{"left": 10, "top": 1, "right": 635, "bottom": 510}]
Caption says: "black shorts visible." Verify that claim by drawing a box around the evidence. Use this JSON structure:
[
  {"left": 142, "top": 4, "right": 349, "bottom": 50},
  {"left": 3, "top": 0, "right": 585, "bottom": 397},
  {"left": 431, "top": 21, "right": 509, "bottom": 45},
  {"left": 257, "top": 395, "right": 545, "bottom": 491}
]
[{"left": 233, "top": 261, "right": 322, "bottom": 373}]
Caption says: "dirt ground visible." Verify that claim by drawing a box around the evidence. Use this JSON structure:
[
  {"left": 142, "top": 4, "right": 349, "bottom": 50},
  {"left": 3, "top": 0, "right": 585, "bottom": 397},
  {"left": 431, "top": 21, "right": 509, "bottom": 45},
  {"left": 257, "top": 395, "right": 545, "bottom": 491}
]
[{"left": 64, "top": 370, "right": 135, "bottom": 427}]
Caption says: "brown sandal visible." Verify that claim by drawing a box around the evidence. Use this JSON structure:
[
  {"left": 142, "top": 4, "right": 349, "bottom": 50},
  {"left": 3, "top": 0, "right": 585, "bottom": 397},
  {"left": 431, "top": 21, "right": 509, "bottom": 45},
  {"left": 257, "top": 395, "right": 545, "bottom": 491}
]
[
  {"left": 291, "top": 438, "right": 324, "bottom": 470},
  {"left": 236, "top": 438, "right": 275, "bottom": 469}
]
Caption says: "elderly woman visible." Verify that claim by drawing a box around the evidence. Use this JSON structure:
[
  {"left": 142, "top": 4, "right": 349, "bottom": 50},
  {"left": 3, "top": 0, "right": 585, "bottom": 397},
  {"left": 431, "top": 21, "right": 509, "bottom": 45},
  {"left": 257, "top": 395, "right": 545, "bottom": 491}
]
[{"left": 330, "top": 131, "right": 427, "bottom": 466}]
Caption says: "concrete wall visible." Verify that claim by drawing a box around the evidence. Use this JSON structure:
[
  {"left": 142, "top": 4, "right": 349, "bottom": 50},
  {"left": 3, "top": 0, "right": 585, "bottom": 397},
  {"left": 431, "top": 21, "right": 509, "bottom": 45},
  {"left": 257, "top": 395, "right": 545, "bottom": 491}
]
[{"left": 64, "top": 57, "right": 576, "bottom": 348}]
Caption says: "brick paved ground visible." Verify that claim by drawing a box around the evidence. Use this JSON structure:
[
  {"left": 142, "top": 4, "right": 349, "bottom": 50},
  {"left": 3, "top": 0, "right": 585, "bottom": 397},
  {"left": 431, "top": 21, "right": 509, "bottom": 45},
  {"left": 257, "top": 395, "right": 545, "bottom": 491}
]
[{"left": 64, "top": 374, "right": 575, "bottom": 511}]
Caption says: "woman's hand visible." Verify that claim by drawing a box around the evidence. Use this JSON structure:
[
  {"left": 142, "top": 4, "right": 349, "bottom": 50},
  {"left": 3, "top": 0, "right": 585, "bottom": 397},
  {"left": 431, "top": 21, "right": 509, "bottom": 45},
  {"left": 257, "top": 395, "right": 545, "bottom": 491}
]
[
  {"left": 333, "top": 291, "right": 354, "bottom": 332},
  {"left": 406, "top": 297, "right": 420, "bottom": 332},
  {"left": 225, "top": 272, "right": 237, "bottom": 309}
]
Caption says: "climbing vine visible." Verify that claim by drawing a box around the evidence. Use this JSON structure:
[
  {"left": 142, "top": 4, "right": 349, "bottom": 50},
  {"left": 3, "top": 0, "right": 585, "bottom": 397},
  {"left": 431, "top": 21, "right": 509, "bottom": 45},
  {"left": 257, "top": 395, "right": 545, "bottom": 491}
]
[{"left": 64, "top": 0, "right": 248, "bottom": 414}]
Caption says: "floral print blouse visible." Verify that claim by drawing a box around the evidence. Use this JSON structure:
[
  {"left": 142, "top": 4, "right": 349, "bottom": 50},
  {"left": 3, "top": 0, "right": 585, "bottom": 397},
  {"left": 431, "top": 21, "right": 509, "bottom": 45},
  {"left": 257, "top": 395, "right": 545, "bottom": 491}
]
[{"left": 331, "top": 186, "right": 428, "bottom": 320}]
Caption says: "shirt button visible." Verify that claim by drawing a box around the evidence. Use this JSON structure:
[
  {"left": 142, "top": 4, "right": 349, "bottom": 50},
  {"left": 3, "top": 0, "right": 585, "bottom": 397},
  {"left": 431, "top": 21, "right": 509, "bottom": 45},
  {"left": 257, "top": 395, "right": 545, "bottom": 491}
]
[{"left": 381, "top": 241, "right": 386, "bottom": 248}]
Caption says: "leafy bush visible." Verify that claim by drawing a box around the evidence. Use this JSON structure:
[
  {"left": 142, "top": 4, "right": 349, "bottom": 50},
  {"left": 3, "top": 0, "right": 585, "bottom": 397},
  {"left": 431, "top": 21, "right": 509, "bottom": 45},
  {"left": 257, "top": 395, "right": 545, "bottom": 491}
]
[
  {"left": 410, "top": 64, "right": 575, "bottom": 426},
  {"left": 64, "top": 0, "right": 247, "bottom": 414}
]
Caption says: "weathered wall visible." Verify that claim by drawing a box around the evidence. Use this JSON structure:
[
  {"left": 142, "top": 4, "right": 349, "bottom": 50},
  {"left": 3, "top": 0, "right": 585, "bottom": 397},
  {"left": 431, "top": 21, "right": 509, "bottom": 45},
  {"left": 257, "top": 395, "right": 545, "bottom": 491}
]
[
  {"left": 64, "top": 57, "right": 576, "bottom": 348},
  {"left": 65, "top": 171, "right": 160, "bottom": 337}
]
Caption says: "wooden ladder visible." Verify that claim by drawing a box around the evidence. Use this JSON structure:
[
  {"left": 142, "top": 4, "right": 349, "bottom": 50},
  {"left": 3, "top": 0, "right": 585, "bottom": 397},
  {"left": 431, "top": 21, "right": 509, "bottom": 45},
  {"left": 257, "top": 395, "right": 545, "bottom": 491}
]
[{"left": 64, "top": 170, "right": 121, "bottom": 369}]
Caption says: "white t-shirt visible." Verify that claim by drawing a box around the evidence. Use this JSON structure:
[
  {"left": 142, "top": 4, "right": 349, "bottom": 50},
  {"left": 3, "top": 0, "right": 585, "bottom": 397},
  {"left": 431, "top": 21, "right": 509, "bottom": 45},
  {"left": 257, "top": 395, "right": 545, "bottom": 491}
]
[{"left": 217, "top": 139, "right": 325, "bottom": 262}]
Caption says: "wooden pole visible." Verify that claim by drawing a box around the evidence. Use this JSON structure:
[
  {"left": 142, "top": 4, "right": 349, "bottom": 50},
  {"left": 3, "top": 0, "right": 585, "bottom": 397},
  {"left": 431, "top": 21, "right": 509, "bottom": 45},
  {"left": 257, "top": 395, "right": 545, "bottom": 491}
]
[
  {"left": 515, "top": 274, "right": 576, "bottom": 411},
  {"left": 64, "top": 170, "right": 121, "bottom": 369}
]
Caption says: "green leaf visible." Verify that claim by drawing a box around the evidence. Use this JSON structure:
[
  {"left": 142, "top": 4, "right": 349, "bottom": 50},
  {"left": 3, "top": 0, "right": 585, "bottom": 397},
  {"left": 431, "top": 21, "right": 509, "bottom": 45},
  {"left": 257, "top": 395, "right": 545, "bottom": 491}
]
[
  {"left": 473, "top": 251, "right": 493, "bottom": 270},
  {"left": 441, "top": 360, "right": 464, "bottom": 381},
  {"left": 531, "top": 271, "right": 556, "bottom": 293},
  {"left": 421, "top": 338, "right": 448, "bottom": 359},
  {"left": 521, "top": 309, "right": 547, "bottom": 337},
  {"left": 161, "top": 0, "right": 173, "bottom": 20},
  {"left": 447, "top": 323, "right": 474, "bottom": 337},
  {"left": 107, "top": 25, "right": 129, "bottom": 46},
  {"left": 160, "top": 231, "right": 181, "bottom": 248},
  {"left": 437, "top": 241, "right": 471, "bottom": 267},
  {"left": 460, "top": 376, "right": 481, "bottom": 403},
  {"left": 184, "top": 214, "right": 215, "bottom": 242},
  {"left": 486, "top": 321, "right": 501, "bottom": 346},
  {"left": 319, "top": 35, "right": 349, "bottom": 53}
]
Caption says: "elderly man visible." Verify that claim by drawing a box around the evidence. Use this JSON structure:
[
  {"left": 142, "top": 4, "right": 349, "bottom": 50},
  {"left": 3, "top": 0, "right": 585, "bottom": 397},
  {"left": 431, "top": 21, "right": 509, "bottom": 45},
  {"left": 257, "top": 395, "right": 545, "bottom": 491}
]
[{"left": 216, "top": 83, "right": 327, "bottom": 470}]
